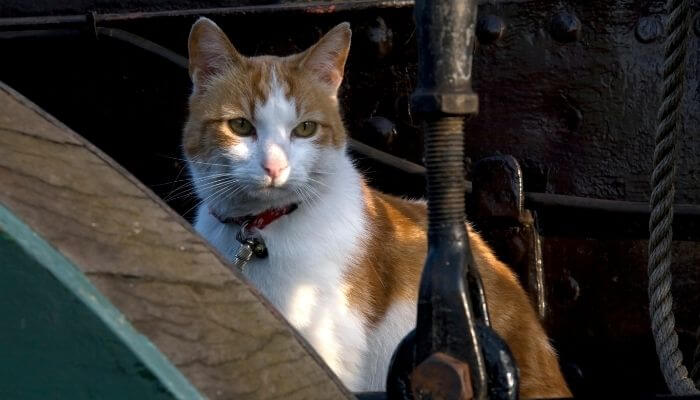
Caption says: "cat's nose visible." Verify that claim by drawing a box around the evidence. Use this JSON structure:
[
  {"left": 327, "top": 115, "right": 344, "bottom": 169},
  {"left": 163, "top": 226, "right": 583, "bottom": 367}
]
[{"left": 262, "top": 160, "right": 289, "bottom": 182}]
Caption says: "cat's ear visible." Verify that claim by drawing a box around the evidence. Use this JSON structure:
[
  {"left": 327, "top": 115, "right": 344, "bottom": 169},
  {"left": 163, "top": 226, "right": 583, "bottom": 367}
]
[
  {"left": 299, "top": 22, "right": 352, "bottom": 92},
  {"left": 188, "top": 17, "right": 242, "bottom": 88}
]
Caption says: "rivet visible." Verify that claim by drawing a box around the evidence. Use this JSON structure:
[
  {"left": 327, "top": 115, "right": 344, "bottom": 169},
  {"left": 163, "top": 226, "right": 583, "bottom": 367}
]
[
  {"left": 635, "top": 16, "right": 662, "bottom": 43},
  {"left": 476, "top": 15, "right": 506, "bottom": 44},
  {"left": 568, "top": 275, "right": 580, "bottom": 303},
  {"left": 410, "top": 353, "right": 473, "bottom": 400},
  {"left": 550, "top": 12, "right": 581, "bottom": 43},
  {"left": 364, "top": 16, "right": 393, "bottom": 59},
  {"left": 362, "top": 116, "right": 398, "bottom": 149}
]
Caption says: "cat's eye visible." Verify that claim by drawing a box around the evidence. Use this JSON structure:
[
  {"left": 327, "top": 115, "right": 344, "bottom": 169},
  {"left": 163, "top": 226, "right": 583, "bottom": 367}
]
[
  {"left": 228, "top": 118, "right": 255, "bottom": 137},
  {"left": 292, "top": 121, "right": 318, "bottom": 138}
]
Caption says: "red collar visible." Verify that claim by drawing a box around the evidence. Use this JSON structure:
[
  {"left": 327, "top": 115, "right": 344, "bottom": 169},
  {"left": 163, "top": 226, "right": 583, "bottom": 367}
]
[{"left": 210, "top": 204, "right": 298, "bottom": 231}]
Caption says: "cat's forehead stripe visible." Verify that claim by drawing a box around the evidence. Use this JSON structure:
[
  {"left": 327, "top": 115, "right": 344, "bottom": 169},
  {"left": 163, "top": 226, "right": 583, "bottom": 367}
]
[{"left": 254, "top": 68, "right": 298, "bottom": 131}]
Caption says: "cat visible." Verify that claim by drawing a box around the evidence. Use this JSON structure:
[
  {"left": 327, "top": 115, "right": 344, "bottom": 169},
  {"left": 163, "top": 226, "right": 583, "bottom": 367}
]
[{"left": 183, "top": 17, "right": 572, "bottom": 398}]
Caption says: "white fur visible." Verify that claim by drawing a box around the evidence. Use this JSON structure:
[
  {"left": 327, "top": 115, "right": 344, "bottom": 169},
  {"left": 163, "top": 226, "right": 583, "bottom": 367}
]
[
  {"left": 189, "top": 68, "right": 416, "bottom": 391},
  {"left": 194, "top": 150, "right": 370, "bottom": 390},
  {"left": 362, "top": 301, "right": 416, "bottom": 390}
]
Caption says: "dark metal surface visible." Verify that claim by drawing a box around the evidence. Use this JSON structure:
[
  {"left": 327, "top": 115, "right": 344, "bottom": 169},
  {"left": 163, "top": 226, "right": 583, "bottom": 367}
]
[
  {"left": 1, "top": 0, "right": 699, "bottom": 398},
  {"left": 470, "top": 156, "right": 547, "bottom": 320},
  {"left": 467, "top": 1, "right": 700, "bottom": 205},
  {"left": 476, "top": 323, "right": 519, "bottom": 400}
]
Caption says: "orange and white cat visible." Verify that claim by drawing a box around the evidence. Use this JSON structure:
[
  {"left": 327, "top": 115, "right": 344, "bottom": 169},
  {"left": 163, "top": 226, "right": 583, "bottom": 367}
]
[{"left": 184, "top": 18, "right": 571, "bottom": 398}]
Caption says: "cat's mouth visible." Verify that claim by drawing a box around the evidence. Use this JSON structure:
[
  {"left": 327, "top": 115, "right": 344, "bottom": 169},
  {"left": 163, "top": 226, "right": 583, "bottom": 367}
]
[{"left": 251, "top": 184, "right": 296, "bottom": 201}]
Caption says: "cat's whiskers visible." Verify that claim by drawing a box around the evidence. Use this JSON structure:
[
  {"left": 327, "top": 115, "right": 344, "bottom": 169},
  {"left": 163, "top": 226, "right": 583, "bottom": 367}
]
[
  {"left": 161, "top": 173, "right": 235, "bottom": 191},
  {"left": 309, "top": 170, "right": 336, "bottom": 176},
  {"left": 162, "top": 154, "right": 233, "bottom": 168},
  {"left": 182, "top": 179, "right": 241, "bottom": 218},
  {"left": 164, "top": 175, "right": 236, "bottom": 202},
  {"left": 305, "top": 186, "right": 324, "bottom": 204},
  {"left": 176, "top": 170, "right": 247, "bottom": 212},
  {"left": 305, "top": 176, "right": 331, "bottom": 190},
  {"left": 191, "top": 178, "right": 237, "bottom": 196},
  {"left": 297, "top": 187, "right": 319, "bottom": 207},
  {"left": 157, "top": 169, "right": 232, "bottom": 200},
  {"left": 294, "top": 182, "right": 323, "bottom": 206},
  {"left": 292, "top": 186, "right": 313, "bottom": 206}
]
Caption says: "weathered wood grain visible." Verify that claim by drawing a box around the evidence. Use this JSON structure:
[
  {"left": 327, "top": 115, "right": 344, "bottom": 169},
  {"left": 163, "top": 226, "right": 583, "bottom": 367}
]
[{"left": 0, "top": 81, "right": 353, "bottom": 400}]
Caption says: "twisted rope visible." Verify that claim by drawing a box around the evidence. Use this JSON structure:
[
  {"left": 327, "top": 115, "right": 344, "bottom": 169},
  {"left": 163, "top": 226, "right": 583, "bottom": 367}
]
[
  {"left": 693, "top": 324, "right": 700, "bottom": 386},
  {"left": 647, "top": 0, "right": 698, "bottom": 394}
]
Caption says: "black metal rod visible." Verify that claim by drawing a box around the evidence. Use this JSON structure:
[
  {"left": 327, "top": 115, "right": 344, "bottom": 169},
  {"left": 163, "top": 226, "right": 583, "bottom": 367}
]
[
  {"left": 0, "top": 29, "right": 82, "bottom": 40},
  {"left": 423, "top": 117, "right": 468, "bottom": 233},
  {"left": 95, "top": 27, "right": 188, "bottom": 69},
  {"left": 526, "top": 192, "right": 700, "bottom": 216},
  {"left": 411, "top": 0, "right": 487, "bottom": 399},
  {"left": 0, "top": 0, "right": 414, "bottom": 28},
  {"left": 347, "top": 138, "right": 428, "bottom": 175}
]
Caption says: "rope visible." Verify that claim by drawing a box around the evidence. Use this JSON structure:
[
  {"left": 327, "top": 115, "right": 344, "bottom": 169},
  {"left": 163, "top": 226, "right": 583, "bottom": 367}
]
[
  {"left": 693, "top": 324, "right": 700, "bottom": 386},
  {"left": 647, "top": 0, "right": 698, "bottom": 394}
]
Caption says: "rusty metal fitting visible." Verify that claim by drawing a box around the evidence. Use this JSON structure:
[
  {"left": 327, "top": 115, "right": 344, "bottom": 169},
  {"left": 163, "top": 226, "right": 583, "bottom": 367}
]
[
  {"left": 411, "top": 0, "right": 479, "bottom": 116},
  {"left": 477, "top": 15, "right": 506, "bottom": 45},
  {"left": 635, "top": 16, "right": 662, "bottom": 43},
  {"left": 411, "top": 90, "right": 479, "bottom": 115},
  {"left": 550, "top": 12, "right": 581, "bottom": 43},
  {"left": 411, "top": 352, "right": 474, "bottom": 400}
]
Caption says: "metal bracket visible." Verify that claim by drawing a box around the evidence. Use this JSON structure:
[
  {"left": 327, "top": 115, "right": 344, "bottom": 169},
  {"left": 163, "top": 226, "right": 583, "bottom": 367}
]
[{"left": 469, "top": 155, "right": 547, "bottom": 320}]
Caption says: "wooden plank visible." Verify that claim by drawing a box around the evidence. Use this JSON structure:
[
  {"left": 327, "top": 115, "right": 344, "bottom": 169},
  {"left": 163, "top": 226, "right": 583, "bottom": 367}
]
[{"left": 0, "top": 81, "right": 352, "bottom": 400}]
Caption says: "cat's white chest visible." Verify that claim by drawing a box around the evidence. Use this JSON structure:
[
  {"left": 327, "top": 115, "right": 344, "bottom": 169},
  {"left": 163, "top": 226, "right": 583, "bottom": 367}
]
[{"left": 193, "top": 185, "right": 370, "bottom": 390}]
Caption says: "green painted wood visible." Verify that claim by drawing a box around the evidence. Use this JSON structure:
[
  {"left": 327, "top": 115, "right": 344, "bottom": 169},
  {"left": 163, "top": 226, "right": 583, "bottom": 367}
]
[{"left": 0, "top": 204, "right": 206, "bottom": 400}]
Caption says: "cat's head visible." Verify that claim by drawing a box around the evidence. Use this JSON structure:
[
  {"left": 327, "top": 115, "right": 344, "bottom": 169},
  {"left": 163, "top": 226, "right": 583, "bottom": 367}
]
[{"left": 183, "top": 18, "right": 351, "bottom": 217}]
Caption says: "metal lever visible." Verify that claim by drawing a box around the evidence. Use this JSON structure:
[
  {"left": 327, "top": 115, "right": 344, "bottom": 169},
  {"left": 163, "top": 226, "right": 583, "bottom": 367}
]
[{"left": 386, "top": 1, "right": 519, "bottom": 399}]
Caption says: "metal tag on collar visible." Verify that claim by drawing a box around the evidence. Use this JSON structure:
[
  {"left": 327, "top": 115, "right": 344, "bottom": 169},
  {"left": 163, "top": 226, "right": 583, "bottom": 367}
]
[
  {"left": 233, "top": 222, "right": 268, "bottom": 267},
  {"left": 249, "top": 237, "right": 268, "bottom": 258},
  {"left": 232, "top": 240, "right": 254, "bottom": 271}
]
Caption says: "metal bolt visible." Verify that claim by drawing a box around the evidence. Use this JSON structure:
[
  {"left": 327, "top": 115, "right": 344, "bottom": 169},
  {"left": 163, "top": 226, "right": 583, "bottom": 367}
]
[
  {"left": 363, "top": 16, "right": 393, "bottom": 59},
  {"left": 410, "top": 352, "right": 474, "bottom": 400},
  {"left": 476, "top": 15, "right": 505, "bottom": 44},
  {"left": 550, "top": 12, "right": 581, "bottom": 43},
  {"left": 562, "top": 361, "right": 585, "bottom": 394},
  {"left": 635, "top": 16, "right": 662, "bottom": 43},
  {"left": 568, "top": 275, "right": 580, "bottom": 303},
  {"left": 556, "top": 272, "right": 581, "bottom": 306},
  {"left": 362, "top": 116, "right": 398, "bottom": 149}
]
